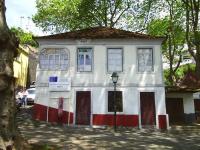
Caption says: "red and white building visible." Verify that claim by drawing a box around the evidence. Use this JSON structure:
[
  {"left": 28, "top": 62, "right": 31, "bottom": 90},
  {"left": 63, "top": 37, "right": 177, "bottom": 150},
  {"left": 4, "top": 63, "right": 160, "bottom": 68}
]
[
  {"left": 34, "top": 27, "right": 168, "bottom": 129},
  {"left": 165, "top": 72, "right": 200, "bottom": 125}
]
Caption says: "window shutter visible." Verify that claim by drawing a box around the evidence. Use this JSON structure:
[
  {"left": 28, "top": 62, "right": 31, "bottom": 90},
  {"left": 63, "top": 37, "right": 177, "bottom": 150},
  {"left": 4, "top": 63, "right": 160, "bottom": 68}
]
[
  {"left": 138, "top": 48, "right": 153, "bottom": 72},
  {"left": 108, "top": 91, "right": 123, "bottom": 112},
  {"left": 108, "top": 49, "right": 122, "bottom": 72}
]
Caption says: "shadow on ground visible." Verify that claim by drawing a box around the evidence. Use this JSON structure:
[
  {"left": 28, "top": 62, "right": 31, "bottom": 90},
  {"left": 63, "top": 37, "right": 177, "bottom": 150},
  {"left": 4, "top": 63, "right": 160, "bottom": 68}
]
[{"left": 17, "top": 107, "right": 200, "bottom": 150}]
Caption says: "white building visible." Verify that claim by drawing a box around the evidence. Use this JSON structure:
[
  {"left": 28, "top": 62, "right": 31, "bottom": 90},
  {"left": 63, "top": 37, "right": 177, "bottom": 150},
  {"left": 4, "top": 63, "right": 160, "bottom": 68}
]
[{"left": 34, "top": 27, "right": 168, "bottom": 129}]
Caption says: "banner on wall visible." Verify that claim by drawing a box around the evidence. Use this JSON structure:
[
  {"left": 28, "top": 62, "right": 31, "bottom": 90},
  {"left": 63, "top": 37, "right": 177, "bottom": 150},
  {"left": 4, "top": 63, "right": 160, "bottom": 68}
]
[{"left": 49, "top": 76, "right": 71, "bottom": 91}]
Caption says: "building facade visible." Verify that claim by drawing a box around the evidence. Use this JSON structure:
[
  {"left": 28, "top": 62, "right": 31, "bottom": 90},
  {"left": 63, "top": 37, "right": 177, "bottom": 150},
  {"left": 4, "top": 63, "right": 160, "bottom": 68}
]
[
  {"left": 34, "top": 27, "right": 168, "bottom": 129},
  {"left": 165, "top": 72, "right": 200, "bottom": 125},
  {"left": 13, "top": 45, "right": 29, "bottom": 89}
]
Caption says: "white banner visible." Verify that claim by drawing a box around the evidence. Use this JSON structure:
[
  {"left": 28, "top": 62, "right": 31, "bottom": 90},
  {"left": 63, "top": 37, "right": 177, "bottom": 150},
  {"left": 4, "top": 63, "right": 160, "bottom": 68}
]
[{"left": 49, "top": 79, "right": 71, "bottom": 91}]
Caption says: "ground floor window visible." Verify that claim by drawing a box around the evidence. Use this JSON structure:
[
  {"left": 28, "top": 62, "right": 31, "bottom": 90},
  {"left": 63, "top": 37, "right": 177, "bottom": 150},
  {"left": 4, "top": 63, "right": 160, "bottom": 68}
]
[{"left": 108, "top": 91, "right": 123, "bottom": 112}]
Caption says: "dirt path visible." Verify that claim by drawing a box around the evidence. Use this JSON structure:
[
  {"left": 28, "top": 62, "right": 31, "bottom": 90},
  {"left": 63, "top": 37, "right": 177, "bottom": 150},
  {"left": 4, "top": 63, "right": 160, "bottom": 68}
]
[{"left": 17, "top": 107, "right": 200, "bottom": 150}]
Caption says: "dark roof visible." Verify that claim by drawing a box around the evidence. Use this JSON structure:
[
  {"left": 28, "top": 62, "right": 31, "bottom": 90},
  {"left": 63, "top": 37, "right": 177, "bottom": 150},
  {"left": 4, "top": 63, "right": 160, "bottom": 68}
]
[
  {"left": 166, "top": 71, "right": 200, "bottom": 93},
  {"left": 179, "top": 71, "right": 200, "bottom": 89},
  {"left": 35, "top": 27, "right": 165, "bottom": 40}
]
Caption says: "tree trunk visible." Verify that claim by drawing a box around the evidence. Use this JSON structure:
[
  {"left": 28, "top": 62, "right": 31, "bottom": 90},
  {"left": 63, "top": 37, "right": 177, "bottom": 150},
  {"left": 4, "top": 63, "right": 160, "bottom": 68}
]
[
  {"left": 0, "top": 0, "right": 19, "bottom": 149},
  {"left": 183, "top": 0, "right": 200, "bottom": 78},
  {"left": 195, "top": 55, "right": 200, "bottom": 77}
]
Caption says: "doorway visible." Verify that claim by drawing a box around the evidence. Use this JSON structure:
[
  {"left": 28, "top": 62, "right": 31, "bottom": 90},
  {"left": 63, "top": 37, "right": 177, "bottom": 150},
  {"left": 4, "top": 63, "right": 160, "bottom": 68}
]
[
  {"left": 76, "top": 91, "right": 91, "bottom": 125},
  {"left": 166, "top": 98, "right": 184, "bottom": 124},
  {"left": 140, "top": 92, "right": 156, "bottom": 126}
]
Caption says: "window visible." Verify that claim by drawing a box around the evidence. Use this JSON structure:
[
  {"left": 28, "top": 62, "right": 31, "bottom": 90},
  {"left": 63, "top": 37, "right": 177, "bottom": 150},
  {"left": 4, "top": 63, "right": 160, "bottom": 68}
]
[
  {"left": 108, "top": 91, "right": 123, "bottom": 112},
  {"left": 39, "top": 48, "right": 69, "bottom": 70},
  {"left": 107, "top": 48, "right": 123, "bottom": 72},
  {"left": 137, "top": 48, "right": 153, "bottom": 72},
  {"left": 77, "top": 48, "right": 92, "bottom": 72}
]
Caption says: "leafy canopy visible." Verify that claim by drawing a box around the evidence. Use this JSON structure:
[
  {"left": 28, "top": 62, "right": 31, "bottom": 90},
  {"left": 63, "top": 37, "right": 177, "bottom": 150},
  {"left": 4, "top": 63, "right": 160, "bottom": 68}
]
[
  {"left": 33, "top": 0, "right": 157, "bottom": 33},
  {"left": 146, "top": 0, "right": 186, "bottom": 85},
  {"left": 10, "top": 27, "right": 38, "bottom": 47}
]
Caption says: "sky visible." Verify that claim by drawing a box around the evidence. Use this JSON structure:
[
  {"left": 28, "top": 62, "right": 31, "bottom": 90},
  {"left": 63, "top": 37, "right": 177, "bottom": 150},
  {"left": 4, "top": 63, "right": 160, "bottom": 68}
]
[{"left": 5, "top": 0, "right": 45, "bottom": 36}]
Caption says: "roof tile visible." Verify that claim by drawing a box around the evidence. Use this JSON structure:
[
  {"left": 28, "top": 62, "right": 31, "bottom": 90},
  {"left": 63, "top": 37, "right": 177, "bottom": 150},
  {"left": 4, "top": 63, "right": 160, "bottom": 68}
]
[{"left": 35, "top": 27, "right": 164, "bottom": 40}]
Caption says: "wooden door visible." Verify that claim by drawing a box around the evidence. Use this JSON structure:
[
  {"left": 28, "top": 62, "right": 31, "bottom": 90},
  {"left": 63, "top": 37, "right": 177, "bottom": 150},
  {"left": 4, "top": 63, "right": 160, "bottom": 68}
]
[
  {"left": 76, "top": 91, "right": 91, "bottom": 125},
  {"left": 140, "top": 92, "right": 156, "bottom": 126},
  {"left": 166, "top": 98, "right": 184, "bottom": 124},
  {"left": 194, "top": 99, "right": 200, "bottom": 112}
]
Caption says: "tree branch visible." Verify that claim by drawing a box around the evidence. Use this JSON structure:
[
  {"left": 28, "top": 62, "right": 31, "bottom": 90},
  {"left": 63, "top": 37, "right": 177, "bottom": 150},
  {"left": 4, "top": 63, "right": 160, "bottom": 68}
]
[
  {"left": 110, "top": 0, "right": 121, "bottom": 26},
  {"left": 111, "top": 5, "right": 130, "bottom": 27},
  {"left": 173, "top": 53, "right": 182, "bottom": 73}
]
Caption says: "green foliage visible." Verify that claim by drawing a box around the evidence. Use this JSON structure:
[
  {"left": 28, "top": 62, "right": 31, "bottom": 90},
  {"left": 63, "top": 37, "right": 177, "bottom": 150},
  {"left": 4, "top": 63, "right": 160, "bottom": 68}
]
[
  {"left": 130, "top": 0, "right": 169, "bottom": 31},
  {"left": 33, "top": 0, "right": 147, "bottom": 33},
  {"left": 164, "top": 64, "right": 195, "bottom": 85},
  {"left": 33, "top": 0, "right": 132, "bottom": 33},
  {"left": 147, "top": 16, "right": 185, "bottom": 64},
  {"left": 33, "top": 0, "right": 80, "bottom": 33},
  {"left": 10, "top": 27, "right": 38, "bottom": 47},
  {"left": 163, "top": 69, "right": 171, "bottom": 85},
  {"left": 175, "top": 64, "right": 195, "bottom": 77},
  {"left": 147, "top": 18, "right": 169, "bottom": 36},
  {"left": 146, "top": 0, "right": 186, "bottom": 85}
]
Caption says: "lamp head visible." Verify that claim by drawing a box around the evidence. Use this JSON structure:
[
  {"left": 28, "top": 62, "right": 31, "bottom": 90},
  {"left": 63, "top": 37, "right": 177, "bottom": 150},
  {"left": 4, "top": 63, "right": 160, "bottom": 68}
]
[{"left": 111, "top": 72, "right": 118, "bottom": 84}]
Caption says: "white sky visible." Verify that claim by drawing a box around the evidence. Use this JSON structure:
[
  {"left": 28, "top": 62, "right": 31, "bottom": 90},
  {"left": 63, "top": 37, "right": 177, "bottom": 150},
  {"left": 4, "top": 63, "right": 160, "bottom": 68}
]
[{"left": 5, "top": 0, "right": 45, "bottom": 36}]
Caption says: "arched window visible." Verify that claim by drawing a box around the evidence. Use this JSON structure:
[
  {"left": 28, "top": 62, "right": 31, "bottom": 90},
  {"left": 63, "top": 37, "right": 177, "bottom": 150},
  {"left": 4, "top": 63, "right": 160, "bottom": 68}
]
[{"left": 39, "top": 48, "right": 69, "bottom": 70}]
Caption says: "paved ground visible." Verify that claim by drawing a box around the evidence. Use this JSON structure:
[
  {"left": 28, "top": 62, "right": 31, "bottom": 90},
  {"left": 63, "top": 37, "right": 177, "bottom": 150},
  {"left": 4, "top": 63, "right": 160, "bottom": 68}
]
[{"left": 17, "top": 107, "right": 200, "bottom": 150}]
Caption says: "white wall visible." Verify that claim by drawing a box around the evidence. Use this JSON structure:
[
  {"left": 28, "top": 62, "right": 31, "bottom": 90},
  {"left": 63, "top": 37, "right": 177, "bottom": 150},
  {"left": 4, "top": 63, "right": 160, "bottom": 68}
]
[
  {"left": 36, "top": 86, "right": 165, "bottom": 116},
  {"left": 90, "top": 87, "right": 139, "bottom": 115},
  {"left": 36, "top": 39, "right": 164, "bottom": 87},
  {"left": 35, "top": 86, "right": 73, "bottom": 112},
  {"left": 193, "top": 92, "right": 200, "bottom": 99}
]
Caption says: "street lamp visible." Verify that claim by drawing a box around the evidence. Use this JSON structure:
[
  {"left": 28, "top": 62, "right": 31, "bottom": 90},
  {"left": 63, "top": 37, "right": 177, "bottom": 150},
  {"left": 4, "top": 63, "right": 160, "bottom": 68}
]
[{"left": 111, "top": 72, "right": 118, "bottom": 131}]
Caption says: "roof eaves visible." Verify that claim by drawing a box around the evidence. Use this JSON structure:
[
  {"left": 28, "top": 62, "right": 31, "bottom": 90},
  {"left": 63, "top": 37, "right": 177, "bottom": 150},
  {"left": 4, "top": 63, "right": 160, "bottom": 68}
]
[
  {"left": 34, "top": 27, "right": 166, "bottom": 41},
  {"left": 165, "top": 86, "right": 200, "bottom": 93}
]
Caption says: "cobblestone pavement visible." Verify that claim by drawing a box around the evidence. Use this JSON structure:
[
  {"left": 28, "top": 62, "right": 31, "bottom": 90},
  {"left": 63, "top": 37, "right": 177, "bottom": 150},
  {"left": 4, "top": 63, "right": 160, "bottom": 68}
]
[{"left": 17, "top": 107, "right": 200, "bottom": 150}]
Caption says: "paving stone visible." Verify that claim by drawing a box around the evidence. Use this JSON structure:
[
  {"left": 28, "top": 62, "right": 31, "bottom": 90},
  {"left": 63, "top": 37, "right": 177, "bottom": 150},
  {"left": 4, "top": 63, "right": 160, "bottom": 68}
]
[{"left": 17, "top": 106, "right": 200, "bottom": 150}]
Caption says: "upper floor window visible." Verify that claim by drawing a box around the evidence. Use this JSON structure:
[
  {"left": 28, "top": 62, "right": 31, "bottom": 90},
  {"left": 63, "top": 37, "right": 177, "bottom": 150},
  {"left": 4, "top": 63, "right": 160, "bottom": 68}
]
[
  {"left": 137, "top": 48, "right": 153, "bottom": 72},
  {"left": 77, "top": 48, "right": 93, "bottom": 72},
  {"left": 39, "top": 48, "right": 69, "bottom": 70},
  {"left": 107, "top": 48, "right": 123, "bottom": 72}
]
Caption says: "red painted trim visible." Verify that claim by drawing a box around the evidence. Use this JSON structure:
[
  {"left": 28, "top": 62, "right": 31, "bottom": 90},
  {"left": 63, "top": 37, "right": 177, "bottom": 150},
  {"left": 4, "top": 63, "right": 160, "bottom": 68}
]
[
  {"left": 33, "top": 103, "right": 47, "bottom": 121},
  {"left": 48, "top": 107, "right": 73, "bottom": 124},
  {"left": 34, "top": 103, "right": 73, "bottom": 124},
  {"left": 93, "top": 114, "right": 139, "bottom": 127},
  {"left": 158, "top": 115, "right": 167, "bottom": 129}
]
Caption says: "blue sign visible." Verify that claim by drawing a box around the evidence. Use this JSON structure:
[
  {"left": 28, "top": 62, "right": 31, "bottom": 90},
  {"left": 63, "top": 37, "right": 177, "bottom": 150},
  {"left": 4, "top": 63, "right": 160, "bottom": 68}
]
[{"left": 49, "top": 76, "right": 58, "bottom": 82}]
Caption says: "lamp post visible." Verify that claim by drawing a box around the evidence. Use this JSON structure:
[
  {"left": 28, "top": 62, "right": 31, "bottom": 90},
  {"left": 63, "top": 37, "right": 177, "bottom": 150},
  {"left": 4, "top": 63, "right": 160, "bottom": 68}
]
[{"left": 111, "top": 72, "right": 118, "bottom": 132}]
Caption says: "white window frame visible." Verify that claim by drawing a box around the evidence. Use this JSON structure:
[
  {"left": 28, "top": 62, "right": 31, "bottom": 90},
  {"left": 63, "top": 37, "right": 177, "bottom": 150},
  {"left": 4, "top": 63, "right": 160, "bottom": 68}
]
[
  {"left": 137, "top": 48, "right": 154, "bottom": 72},
  {"left": 107, "top": 48, "right": 123, "bottom": 72},
  {"left": 39, "top": 48, "right": 69, "bottom": 70},
  {"left": 77, "top": 48, "right": 93, "bottom": 72}
]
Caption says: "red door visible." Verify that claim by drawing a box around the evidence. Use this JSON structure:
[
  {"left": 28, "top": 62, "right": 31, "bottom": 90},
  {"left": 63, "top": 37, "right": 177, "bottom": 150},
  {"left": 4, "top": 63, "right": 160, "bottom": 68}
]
[
  {"left": 166, "top": 98, "right": 184, "bottom": 124},
  {"left": 140, "top": 92, "right": 156, "bottom": 126},
  {"left": 76, "top": 91, "right": 91, "bottom": 125}
]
